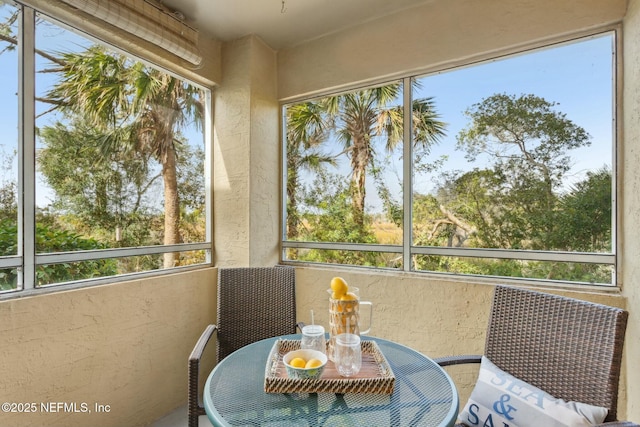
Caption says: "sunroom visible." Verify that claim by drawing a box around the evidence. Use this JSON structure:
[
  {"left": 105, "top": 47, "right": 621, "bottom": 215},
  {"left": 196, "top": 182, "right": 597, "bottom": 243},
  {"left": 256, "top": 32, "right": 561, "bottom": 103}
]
[{"left": 0, "top": 0, "right": 639, "bottom": 426}]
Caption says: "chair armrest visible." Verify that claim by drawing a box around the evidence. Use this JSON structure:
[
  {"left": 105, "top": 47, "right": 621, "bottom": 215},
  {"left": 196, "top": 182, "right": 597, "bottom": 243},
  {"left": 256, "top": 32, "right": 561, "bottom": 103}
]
[
  {"left": 189, "top": 324, "right": 217, "bottom": 363},
  {"left": 188, "top": 324, "right": 217, "bottom": 427},
  {"left": 432, "top": 354, "right": 482, "bottom": 367}
]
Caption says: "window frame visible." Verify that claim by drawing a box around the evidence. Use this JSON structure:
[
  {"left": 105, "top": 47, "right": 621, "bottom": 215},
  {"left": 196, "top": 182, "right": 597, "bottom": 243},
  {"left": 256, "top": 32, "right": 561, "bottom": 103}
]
[
  {"left": 281, "top": 26, "right": 620, "bottom": 288},
  {"left": 0, "top": 1, "right": 213, "bottom": 296}
]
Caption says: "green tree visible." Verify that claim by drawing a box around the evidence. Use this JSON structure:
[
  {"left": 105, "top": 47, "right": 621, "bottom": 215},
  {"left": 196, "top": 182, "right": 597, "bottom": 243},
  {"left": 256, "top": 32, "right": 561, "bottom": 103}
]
[
  {"left": 44, "top": 45, "right": 205, "bottom": 268},
  {"left": 0, "top": 219, "right": 118, "bottom": 289},
  {"left": 411, "top": 93, "right": 607, "bottom": 281},
  {"left": 457, "top": 93, "right": 591, "bottom": 189},
  {"left": 38, "top": 119, "right": 158, "bottom": 246},
  {"left": 38, "top": 118, "right": 205, "bottom": 249},
  {"left": 455, "top": 93, "right": 591, "bottom": 250},
  {"left": 432, "top": 168, "right": 532, "bottom": 250},
  {"left": 297, "top": 171, "right": 380, "bottom": 266},
  {"left": 555, "top": 167, "right": 612, "bottom": 252},
  {"left": 0, "top": 182, "right": 16, "bottom": 224}
]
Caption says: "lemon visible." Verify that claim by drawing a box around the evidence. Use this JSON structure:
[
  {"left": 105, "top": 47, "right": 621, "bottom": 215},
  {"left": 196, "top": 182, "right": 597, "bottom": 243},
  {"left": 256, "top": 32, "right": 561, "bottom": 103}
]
[
  {"left": 290, "top": 357, "right": 307, "bottom": 368},
  {"left": 340, "top": 291, "right": 358, "bottom": 301},
  {"left": 330, "top": 277, "right": 348, "bottom": 298},
  {"left": 305, "top": 358, "right": 323, "bottom": 369}
]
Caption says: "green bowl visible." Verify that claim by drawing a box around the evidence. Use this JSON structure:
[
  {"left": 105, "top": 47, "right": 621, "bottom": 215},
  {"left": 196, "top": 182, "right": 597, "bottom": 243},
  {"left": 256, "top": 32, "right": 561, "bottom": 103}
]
[{"left": 282, "top": 349, "right": 328, "bottom": 379}]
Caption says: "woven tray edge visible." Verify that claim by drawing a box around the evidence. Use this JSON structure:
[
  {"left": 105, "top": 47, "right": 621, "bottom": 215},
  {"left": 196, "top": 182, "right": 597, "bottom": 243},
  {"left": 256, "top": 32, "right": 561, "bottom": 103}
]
[{"left": 264, "top": 339, "right": 395, "bottom": 395}]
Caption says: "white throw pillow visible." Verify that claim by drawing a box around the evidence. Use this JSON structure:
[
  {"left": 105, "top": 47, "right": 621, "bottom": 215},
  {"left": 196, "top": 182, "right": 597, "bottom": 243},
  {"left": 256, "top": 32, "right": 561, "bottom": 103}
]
[{"left": 457, "top": 356, "right": 608, "bottom": 427}]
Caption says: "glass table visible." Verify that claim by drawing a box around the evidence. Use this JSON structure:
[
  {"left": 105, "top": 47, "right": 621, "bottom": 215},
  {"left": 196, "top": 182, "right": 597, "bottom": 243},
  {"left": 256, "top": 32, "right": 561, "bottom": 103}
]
[{"left": 203, "top": 335, "right": 459, "bottom": 426}]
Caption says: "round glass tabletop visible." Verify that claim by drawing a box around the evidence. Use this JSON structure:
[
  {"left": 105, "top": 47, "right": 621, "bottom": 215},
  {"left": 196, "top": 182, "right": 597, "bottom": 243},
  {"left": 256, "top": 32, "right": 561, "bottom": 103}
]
[{"left": 204, "top": 335, "right": 459, "bottom": 426}]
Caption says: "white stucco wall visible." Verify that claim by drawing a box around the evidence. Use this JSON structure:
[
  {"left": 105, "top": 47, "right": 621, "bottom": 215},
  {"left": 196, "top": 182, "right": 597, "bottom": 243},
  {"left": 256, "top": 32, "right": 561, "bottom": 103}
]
[
  {"left": 623, "top": 0, "right": 640, "bottom": 421},
  {"left": 213, "top": 36, "right": 281, "bottom": 267},
  {"left": 0, "top": 269, "right": 217, "bottom": 427},
  {"left": 278, "top": 0, "right": 626, "bottom": 100}
]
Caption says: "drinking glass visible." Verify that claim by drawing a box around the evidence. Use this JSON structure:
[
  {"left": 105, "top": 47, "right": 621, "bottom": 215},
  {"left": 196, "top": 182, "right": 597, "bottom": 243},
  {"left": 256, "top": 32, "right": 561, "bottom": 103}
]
[
  {"left": 301, "top": 325, "right": 326, "bottom": 354},
  {"left": 334, "top": 333, "right": 362, "bottom": 377}
]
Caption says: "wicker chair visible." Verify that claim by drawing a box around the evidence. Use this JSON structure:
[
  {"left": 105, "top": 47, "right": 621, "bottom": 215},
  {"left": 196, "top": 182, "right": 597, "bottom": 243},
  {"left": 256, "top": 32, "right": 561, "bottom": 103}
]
[
  {"left": 434, "top": 285, "right": 637, "bottom": 427},
  {"left": 187, "top": 266, "right": 303, "bottom": 427}
]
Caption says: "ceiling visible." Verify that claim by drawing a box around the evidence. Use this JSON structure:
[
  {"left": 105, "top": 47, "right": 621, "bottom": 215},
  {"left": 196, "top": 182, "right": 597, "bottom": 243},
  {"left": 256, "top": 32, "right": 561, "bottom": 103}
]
[{"left": 160, "top": 0, "right": 436, "bottom": 50}]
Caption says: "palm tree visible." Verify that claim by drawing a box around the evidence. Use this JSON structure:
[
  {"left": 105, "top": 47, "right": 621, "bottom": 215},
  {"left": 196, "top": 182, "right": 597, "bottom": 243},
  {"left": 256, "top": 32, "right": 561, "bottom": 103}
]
[
  {"left": 285, "top": 102, "right": 335, "bottom": 240},
  {"left": 324, "top": 83, "right": 447, "bottom": 229},
  {"left": 45, "top": 45, "right": 204, "bottom": 268}
]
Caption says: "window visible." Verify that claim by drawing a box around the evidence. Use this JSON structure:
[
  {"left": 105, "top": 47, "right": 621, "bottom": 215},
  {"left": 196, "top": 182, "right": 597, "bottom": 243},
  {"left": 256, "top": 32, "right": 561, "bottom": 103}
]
[
  {"left": 0, "top": 1, "right": 211, "bottom": 293},
  {"left": 282, "top": 31, "right": 616, "bottom": 286},
  {"left": 0, "top": 1, "right": 20, "bottom": 291}
]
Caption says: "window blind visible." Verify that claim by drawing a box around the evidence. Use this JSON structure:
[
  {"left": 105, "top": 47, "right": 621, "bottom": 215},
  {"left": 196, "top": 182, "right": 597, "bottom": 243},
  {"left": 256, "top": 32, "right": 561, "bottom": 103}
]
[{"left": 60, "top": 0, "right": 202, "bottom": 65}]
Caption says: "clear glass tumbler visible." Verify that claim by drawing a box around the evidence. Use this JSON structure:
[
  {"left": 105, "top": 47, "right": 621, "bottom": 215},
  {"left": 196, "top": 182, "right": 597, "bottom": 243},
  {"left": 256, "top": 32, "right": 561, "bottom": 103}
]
[
  {"left": 300, "top": 324, "right": 326, "bottom": 354},
  {"left": 334, "top": 333, "right": 362, "bottom": 377}
]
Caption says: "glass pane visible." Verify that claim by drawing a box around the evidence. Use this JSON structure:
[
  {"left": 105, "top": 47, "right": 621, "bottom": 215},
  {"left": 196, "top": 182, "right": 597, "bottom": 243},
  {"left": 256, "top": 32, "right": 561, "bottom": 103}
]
[
  {"left": 0, "top": 1, "right": 19, "bottom": 257},
  {"left": 284, "top": 248, "right": 401, "bottom": 269},
  {"left": 33, "top": 15, "right": 207, "bottom": 273},
  {"left": 412, "top": 255, "right": 613, "bottom": 285},
  {"left": 284, "top": 81, "right": 404, "bottom": 255},
  {"left": 412, "top": 34, "right": 614, "bottom": 255},
  {"left": 0, "top": 268, "right": 17, "bottom": 291},
  {"left": 35, "top": 250, "right": 207, "bottom": 286}
]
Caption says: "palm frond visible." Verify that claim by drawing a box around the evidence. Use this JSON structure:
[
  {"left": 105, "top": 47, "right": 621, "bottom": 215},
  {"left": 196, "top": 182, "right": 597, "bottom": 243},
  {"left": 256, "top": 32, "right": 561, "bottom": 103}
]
[{"left": 412, "top": 97, "right": 447, "bottom": 146}]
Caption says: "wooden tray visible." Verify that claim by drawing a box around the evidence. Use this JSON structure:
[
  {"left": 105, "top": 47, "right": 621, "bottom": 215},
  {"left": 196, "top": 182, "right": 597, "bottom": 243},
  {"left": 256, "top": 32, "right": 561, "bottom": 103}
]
[{"left": 264, "top": 339, "right": 395, "bottom": 394}]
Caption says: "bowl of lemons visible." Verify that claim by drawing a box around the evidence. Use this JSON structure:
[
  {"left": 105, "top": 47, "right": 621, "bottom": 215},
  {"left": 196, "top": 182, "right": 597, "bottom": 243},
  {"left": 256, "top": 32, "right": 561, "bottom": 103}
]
[{"left": 283, "top": 349, "right": 327, "bottom": 379}]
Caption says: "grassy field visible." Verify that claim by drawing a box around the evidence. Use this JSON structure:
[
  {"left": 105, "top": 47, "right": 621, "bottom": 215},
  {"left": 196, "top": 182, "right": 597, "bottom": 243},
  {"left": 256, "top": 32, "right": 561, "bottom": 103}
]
[{"left": 372, "top": 221, "right": 402, "bottom": 244}]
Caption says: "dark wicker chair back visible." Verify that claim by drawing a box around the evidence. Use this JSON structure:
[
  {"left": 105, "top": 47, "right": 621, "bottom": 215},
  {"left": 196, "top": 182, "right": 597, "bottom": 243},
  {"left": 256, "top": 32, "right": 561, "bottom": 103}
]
[
  {"left": 485, "top": 285, "right": 628, "bottom": 422},
  {"left": 187, "top": 266, "right": 300, "bottom": 427},
  {"left": 216, "top": 266, "right": 299, "bottom": 361}
]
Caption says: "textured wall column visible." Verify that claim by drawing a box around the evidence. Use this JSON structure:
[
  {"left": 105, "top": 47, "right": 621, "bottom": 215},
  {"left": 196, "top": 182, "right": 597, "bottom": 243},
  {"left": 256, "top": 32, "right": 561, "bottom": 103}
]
[
  {"left": 623, "top": 0, "right": 640, "bottom": 421},
  {"left": 213, "top": 36, "right": 280, "bottom": 266}
]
